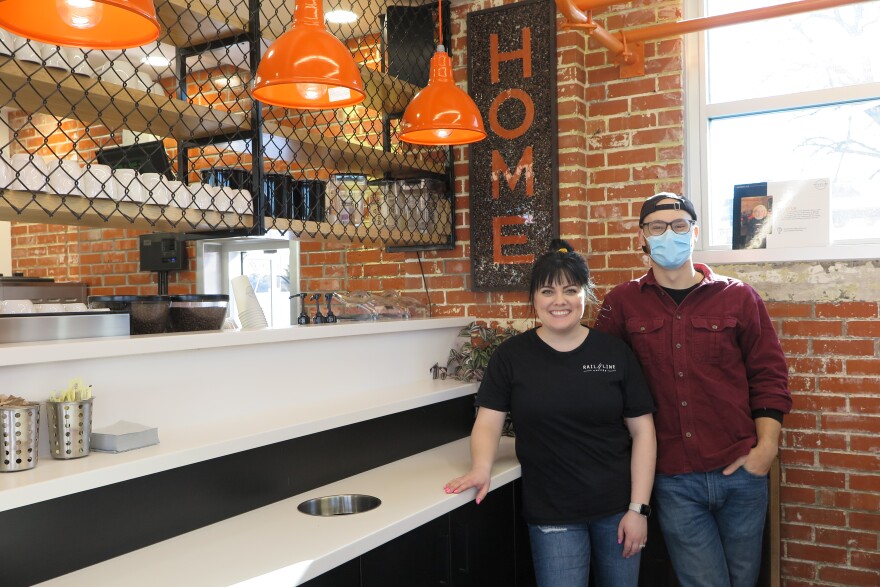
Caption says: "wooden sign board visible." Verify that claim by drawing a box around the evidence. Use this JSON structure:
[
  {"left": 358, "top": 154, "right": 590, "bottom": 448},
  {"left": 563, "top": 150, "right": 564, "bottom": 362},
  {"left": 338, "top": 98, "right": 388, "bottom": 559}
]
[{"left": 467, "top": 0, "right": 558, "bottom": 291}]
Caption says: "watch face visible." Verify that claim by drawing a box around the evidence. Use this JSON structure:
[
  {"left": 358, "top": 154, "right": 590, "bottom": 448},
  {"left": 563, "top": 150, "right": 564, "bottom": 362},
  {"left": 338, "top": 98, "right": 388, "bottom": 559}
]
[{"left": 640, "top": 504, "right": 652, "bottom": 517}]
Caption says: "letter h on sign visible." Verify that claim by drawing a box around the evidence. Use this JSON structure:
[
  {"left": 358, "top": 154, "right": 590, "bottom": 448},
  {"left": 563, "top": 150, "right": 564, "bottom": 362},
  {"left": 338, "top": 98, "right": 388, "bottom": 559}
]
[{"left": 468, "top": 0, "right": 558, "bottom": 291}]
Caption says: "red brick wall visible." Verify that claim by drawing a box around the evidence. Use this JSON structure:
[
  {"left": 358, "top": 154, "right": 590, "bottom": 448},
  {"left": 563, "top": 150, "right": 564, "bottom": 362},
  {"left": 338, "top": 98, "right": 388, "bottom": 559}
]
[
  {"left": 6, "top": 2, "right": 878, "bottom": 584},
  {"left": 10, "top": 223, "right": 197, "bottom": 295},
  {"left": 772, "top": 301, "right": 880, "bottom": 586}
]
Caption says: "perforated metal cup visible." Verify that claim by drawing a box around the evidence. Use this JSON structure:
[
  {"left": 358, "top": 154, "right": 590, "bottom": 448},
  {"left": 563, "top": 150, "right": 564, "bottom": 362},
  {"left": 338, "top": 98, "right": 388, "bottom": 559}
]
[
  {"left": 0, "top": 403, "right": 40, "bottom": 472},
  {"left": 47, "top": 398, "right": 93, "bottom": 459}
]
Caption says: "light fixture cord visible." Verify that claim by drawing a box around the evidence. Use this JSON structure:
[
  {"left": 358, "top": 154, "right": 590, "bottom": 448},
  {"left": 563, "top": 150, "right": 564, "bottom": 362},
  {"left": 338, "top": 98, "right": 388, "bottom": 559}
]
[{"left": 437, "top": 0, "right": 444, "bottom": 51}]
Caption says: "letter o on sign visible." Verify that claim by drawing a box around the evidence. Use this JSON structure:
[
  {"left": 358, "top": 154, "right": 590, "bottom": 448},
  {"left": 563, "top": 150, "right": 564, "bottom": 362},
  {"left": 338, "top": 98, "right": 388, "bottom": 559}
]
[{"left": 489, "top": 89, "right": 534, "bottom": 140}]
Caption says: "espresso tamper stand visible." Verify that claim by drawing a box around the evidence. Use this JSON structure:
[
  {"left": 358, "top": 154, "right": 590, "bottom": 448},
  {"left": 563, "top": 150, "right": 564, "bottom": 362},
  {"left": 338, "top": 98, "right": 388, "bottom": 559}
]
[
  {"left": 310, "top": 293, "right": 325, "bottom": 324},
  {"left": 289, "top": 293, "right": 310, "bottom": 325},
  {"left": 324, "top": 293, "right": 337, "bottom": 323}
]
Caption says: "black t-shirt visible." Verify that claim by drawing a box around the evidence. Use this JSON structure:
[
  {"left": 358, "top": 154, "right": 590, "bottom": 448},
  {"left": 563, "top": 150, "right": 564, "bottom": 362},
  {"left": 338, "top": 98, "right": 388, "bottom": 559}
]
[{"left": 477, "top": 328, "right": 655, "bottom": 524}]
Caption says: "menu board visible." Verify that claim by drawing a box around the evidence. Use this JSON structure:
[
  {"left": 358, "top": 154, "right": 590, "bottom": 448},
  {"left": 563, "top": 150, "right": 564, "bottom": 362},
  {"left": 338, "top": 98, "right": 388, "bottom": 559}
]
[{"left": 733, "top": 179, "right": 830, "bottom": 249}]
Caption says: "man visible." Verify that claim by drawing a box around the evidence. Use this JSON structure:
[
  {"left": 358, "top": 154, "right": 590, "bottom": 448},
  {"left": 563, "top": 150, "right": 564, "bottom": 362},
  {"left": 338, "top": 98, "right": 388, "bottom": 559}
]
[{"left": 594, "top": 192, "right": 792, "bottom": 587}]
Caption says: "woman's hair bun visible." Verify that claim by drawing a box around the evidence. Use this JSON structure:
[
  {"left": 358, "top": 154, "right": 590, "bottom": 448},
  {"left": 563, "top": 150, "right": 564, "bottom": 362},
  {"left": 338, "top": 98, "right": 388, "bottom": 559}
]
[{"left": 548, "top": 238, "right": 575, "bottom": 254}]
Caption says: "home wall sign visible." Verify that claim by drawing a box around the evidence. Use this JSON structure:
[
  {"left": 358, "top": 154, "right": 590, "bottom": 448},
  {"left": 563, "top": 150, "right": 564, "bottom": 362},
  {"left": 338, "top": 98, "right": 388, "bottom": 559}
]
[{"left": 468, "top": 0, "right": 558, "bottom": 291}]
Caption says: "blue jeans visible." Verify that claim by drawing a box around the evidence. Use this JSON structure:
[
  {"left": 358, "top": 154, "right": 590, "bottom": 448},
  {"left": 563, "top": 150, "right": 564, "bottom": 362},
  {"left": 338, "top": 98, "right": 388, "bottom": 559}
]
[
  {"left": 528, "top": 511, "right": 640, "bottom": 587},
  {"left": 654, "top": 467, "right": 768, "bottom": 587}
]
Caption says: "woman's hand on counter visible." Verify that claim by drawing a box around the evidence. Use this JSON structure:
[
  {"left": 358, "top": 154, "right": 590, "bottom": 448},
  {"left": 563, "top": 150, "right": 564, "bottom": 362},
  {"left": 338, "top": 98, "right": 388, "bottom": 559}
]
[{"left": 444, "top": 469, "right": 491, "bottom": 504}]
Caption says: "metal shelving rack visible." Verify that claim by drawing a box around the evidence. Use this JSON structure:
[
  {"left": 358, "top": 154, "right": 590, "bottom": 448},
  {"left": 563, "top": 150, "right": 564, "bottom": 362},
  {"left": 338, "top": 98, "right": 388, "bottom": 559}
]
[{"left": 0, "top": 0, "right": 455, "bottom": 248}]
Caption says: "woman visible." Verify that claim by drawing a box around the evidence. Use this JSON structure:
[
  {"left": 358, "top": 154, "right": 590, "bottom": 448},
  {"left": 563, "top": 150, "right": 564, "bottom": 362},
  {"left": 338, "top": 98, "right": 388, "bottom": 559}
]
[{"left": 445, "top": 239, "right": 656, "bottom": 587}]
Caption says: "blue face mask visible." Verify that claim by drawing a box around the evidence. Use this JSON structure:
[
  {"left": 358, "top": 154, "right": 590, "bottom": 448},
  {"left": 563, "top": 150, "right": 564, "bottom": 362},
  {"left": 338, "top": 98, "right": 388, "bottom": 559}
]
[{"left": 646, "top": 230, "right": 692, "bottom": 269}]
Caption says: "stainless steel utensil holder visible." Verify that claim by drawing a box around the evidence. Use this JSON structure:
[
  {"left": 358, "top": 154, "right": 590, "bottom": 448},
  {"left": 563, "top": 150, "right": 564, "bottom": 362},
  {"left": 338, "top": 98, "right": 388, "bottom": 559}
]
[
  {"left": 47, "top": 398, "right": 93, "bottom": 459},
  {"left": 0, "top": 403, "right": 40, "bottom": 472}
]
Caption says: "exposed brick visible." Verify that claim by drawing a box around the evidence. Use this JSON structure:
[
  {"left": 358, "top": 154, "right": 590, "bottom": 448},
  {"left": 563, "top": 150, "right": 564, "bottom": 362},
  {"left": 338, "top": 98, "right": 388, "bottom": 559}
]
[
  {"left": 785, "top": 542, "right": 848, "bottom": 564},
  {"left": 767, "top": 302, "right": 813, "bottom": 318},
  {"left": 821, "top": 414, "right": 880, "bottom": 434},
  {"left": 784, "top": 469, "right": 846, "bottom": 489},
  {"left": 813, "top": 338, "right": 876, "bottom": 356},
  {"left": 783, "top": 320, "right": 844, "bottom": 337},
  {"left": 816, "top": 527, "right": 878, "bottom": 550},
  {"left": 791, "top": 392, "right": 846, "bottom": 412},
  {"left": 818, "top": 451, "right": 880, "bottom": 472},
  {"left": 851, "top": 551, "right": 880, "bottom": 573},
  {"left": 815, "top": 301, "right": 878, "bottom": 318},
  {"left": 785, "top": 430, "right": 847, "bottom": 451},
  {"left": 817, "top": 566, "right": 880, "bottom": 586},
  {"left": 847, "top": 320, "right": 880, "bottom": 337},
  {"left": 819, "top": 376, "right": 879, "bottom": 393},
  {"left": 851, "top": 434, "right": 880, "bottom": 453},
  {"left": 780, "top": 486, "right": 817, "bottom": 505},
  {"left": 780, "top": 559, "right": 816, "bottom": 580},
  {"left": 781, "top": 338, "right": 809, "bottom": 355},
  {"left": 846, "top": 358, "right": 880, "bottom": 376},
  {"left": 591, "top": 167, "right": 632, "bottom": 185},
  {"left": 781, "top": 450, "right": 815, "bottom": 466}
]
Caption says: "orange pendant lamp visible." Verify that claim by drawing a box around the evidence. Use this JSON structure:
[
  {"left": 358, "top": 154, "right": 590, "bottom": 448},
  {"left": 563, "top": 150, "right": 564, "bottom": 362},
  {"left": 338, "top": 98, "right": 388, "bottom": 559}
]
[
  {"left": 0, "top": 0, "right": 160, "bottom": 50},
  {"left": 253, "top": 0, "right": 365, "bottom": 110},
  {"left": 399, "top": 0, "right": 486, "bottom": 146}
]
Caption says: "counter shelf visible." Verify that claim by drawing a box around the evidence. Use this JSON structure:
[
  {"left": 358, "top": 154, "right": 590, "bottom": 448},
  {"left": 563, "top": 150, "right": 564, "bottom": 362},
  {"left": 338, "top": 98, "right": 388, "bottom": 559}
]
[
  {"left": 0, "top": 317, "right": 469, "bottom": 368},
  {"left": 0, "top": 317, "right": 472, "bottom": 512},
  {"left": 0, "top": 378, "right": 477, "bottom": 513},
  {"left": 35, "top": 437, "right": 521, "bottom": 587}
]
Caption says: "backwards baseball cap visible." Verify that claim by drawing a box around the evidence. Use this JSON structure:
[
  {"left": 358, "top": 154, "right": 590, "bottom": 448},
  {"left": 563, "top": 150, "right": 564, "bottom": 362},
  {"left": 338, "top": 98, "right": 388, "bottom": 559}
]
[{"left": 638, "top": 192, "right": 697, "bottom": 224}]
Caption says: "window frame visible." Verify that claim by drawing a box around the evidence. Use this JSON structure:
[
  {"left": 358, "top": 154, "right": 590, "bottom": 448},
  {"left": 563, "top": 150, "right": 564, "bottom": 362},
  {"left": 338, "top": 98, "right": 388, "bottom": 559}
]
[
  {"left": 684, "top": 0, "right": 880, "bottom": 264},
  {"left": 196, "top": 236, "right": 299, "bottom": 327}
]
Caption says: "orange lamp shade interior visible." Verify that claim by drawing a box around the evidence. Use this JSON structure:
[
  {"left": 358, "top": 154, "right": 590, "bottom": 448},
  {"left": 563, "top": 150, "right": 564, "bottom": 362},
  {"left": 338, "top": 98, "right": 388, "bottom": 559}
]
[
  {"left": 252, "top": 0, "right": 365, "bottom": 110},
  {"left": 400, "top": 51, "right": 486, "bottom": 146},
  {"left": 0, "top": 0, "right": 160, "bottom": 50}
]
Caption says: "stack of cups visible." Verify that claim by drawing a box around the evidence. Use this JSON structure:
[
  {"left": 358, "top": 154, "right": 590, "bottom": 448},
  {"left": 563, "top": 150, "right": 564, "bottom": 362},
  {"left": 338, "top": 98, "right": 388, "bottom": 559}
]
[{"left": 231, "top": 275, "right": 269, "bottom": 330}]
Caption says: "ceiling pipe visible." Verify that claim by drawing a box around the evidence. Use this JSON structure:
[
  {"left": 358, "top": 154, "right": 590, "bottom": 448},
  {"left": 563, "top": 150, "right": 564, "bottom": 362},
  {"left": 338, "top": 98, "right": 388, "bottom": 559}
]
[
  {"left": 623, "top": 0, "right": 870, "bottom": 43},
  {"left": 555, "top": 0, "right": 871, "bottom": 77}
]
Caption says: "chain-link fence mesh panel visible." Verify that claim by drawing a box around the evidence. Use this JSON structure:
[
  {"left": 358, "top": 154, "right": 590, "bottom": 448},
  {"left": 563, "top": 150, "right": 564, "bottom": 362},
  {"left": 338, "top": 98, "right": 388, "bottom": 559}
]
[{"left": 0, "top": 0, "right": 453, "bottom": 245}]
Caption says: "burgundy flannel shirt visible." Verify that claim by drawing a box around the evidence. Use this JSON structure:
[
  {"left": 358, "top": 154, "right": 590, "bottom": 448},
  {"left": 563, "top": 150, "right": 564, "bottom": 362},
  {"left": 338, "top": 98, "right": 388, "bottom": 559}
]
[{"left": 594, "top": 264, "right": 792, "bottom": 475}]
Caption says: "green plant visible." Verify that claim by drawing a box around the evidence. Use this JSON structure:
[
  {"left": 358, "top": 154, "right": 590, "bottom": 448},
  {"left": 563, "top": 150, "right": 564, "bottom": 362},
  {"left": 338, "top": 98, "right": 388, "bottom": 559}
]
[{"left": 447, "top": 322, "right": 520, "bottom": 382}]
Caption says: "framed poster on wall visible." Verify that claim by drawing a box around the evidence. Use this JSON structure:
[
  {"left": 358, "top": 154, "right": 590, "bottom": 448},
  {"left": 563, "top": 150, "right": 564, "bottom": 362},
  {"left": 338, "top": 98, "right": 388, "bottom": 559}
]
[
  {"left": 733, "top": 179, "right": 830, "bottom": 250},
  {"left": 733, "top": 183, "right": 773, "bottom": 250}
]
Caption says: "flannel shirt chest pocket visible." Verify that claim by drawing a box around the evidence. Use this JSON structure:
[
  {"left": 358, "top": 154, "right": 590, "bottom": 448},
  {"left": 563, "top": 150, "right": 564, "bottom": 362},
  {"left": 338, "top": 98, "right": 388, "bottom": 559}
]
[
  {"left": 689, "top": 316, "right": 738, "bottom": 363},
  {"left": 625, "top": 318, "right": 666, "bottom": 364}
]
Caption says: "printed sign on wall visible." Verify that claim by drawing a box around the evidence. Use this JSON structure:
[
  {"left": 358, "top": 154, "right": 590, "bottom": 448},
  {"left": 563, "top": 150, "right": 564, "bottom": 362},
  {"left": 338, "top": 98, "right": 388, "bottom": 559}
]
[{"left": 468, "top": 0, "right": 558, "bottom": 291}]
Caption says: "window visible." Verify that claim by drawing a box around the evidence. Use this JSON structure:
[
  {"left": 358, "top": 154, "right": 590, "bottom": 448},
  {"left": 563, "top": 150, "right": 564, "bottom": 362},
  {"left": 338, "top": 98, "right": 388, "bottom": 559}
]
[
  {"left": 685, "top": 0, "right": 880, "bottom": 262},
  {"left": 196, "top": 238, "right": 298, "bottom": 328}
]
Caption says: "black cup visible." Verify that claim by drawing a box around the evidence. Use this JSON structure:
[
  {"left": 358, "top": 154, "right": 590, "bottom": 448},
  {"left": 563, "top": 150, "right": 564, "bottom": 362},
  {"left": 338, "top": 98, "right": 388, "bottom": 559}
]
[
  {"left": 292, "top": 179, "right": 326, "bottom": 222},
  {"left": 263, "top": 173, "right": 292, "bottom": 218},
  {"left": 200, "top": 168, "right": 252, "bottom": 190}
]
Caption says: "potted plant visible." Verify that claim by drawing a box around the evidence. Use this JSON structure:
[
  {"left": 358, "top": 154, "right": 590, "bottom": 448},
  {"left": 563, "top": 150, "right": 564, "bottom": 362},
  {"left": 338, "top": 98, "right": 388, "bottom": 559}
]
[{"left": 446, "top": 321, "right": 520, "bottom": 435}]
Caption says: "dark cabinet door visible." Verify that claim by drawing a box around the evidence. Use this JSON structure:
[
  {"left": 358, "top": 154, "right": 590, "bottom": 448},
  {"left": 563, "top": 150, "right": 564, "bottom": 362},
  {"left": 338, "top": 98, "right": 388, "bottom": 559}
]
[
  {"left": 450, "top": 482, "right": 517, "bottom": 587},
  {"left": 361, "top": 515, "right": 451, "bottom": 587}
]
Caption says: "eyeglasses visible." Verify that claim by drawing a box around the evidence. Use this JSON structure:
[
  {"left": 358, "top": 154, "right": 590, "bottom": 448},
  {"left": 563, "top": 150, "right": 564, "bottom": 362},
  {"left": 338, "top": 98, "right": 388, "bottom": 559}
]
[{"left": 641, "top": 219, "right": 695, "bottom": 236}]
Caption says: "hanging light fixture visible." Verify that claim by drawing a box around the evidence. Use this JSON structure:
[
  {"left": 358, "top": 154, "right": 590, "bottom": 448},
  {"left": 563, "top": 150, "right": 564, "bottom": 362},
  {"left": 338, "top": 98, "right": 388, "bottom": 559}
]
[
  {"left": 0, "top": 0, "right": 159, "bottom": 50},
  {"left": 253, "top": 0, "right": 365, "bottom": 110},
  {"left": 399, "top": 0, "right": 486, "bottom": 146}
]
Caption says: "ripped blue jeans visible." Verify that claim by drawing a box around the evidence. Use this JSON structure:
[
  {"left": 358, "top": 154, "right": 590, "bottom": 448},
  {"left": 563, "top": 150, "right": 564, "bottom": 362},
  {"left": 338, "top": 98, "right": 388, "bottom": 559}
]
[{"left": 528, "top": 511, "right": 640, "bottom": 587}]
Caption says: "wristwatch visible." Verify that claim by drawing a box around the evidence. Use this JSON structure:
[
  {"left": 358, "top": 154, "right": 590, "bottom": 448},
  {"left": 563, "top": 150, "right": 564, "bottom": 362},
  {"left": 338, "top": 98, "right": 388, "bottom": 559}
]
[{"left": 629, "top": 502, "right": 652, "bottom": 517}]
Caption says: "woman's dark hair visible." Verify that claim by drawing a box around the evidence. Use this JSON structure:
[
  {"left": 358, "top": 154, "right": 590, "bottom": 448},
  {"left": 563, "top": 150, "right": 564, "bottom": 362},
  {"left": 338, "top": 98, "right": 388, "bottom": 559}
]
[{"left": 528, "top": 239, "right": 597, "bottom": 306}]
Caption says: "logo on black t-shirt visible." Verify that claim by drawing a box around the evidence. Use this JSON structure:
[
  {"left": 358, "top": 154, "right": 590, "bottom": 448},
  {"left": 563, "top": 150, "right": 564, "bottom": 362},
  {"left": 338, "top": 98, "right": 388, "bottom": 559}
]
[{"left": 582, "top": 363, "right": 616, "bottom": 373}]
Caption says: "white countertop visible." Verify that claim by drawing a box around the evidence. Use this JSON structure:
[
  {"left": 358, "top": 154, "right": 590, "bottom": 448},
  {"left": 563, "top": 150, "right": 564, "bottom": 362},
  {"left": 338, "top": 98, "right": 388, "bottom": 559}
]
[
  {"left": 0, "top": 379, "right": 478, "bottom": 512},
  {"left": 0, "top": 317, "right": 470, "bottom": 367},
  {"left": 37, "top": 437, "right": 521, "bottom": 587}
]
